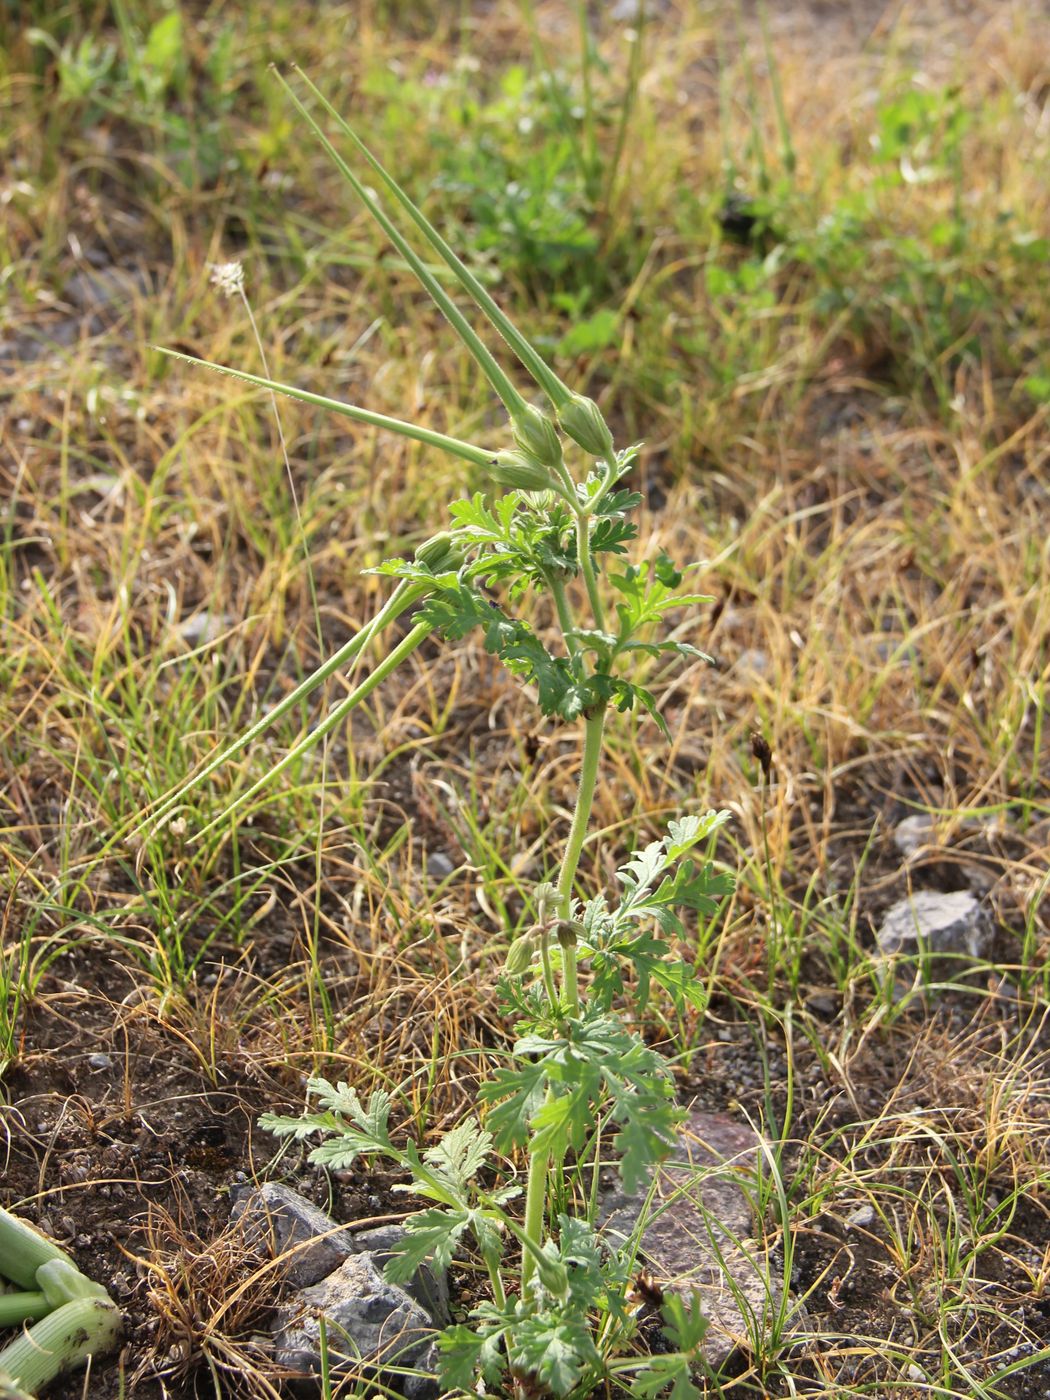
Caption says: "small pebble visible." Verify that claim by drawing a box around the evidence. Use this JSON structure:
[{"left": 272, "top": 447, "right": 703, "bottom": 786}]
[
  {"left": 426, "top": 851, "right": 455, "bottom": 879},
  {"left": 88, "top": 1052, "right": 114, "bottom": 1071},
  {"left": 846, "top": 1204, "right": 875, "bottom": 1229}
]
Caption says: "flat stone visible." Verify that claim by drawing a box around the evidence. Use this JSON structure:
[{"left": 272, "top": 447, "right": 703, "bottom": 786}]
[
  {"left": 62, "top": 265, "right": 151, "bottom": 314},
  {"left": 893, "top": 814, "right": 936, "bottom": 860},
  {"left": 230, "top": 1185, "right": 354, "bottom": 1287},
  {"left": 425, "top": 851, "right": 455, "bottom": 879},
  {"left": 599, "top": 1108, "right": 787, "bottom": 1371},
  {"left": 875, "top": 890, "right": 991, "bottom": 960},
  {"left": 274, "top": 1252, "right": 438, "bottom": 1399},
  {"left": 353, "top": 1225, "right": 449, "bottom": 1326},
  {"left": 177, "top": 611, "right": 232, "bottom": 645},
  {"left": 735, "top": 648, "right": 769, "bottom": 677}
]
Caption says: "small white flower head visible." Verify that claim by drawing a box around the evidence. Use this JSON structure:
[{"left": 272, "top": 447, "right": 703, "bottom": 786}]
[{"left": 209, "top": 260, "right": 244, "bottom": 299}]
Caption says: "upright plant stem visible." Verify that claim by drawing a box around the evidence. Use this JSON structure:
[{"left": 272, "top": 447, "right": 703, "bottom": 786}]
[
  {"left": 556, "top": 707, "right": 606, "bottom": 1011},
  {"left": 575, "top": 510, "right": 606, "bottom": 634},
  {"left": 550, "top": 576, "right": 580, "bottom": 664},
  {"left": 521, "top": 705, "right": 606, "bottom": 1295},
  {"left": 520, "top": 1104, "right": 552, "bottom": 1297}
]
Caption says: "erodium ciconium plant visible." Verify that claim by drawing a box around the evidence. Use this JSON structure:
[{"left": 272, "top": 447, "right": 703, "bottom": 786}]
[{"left": 150, "top": 68, "right": 735, "bottom": 1399}]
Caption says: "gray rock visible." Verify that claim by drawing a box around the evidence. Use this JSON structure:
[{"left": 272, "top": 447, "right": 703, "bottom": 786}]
[
  {"left": 425, "top": 851, "right": 455, "bottom": 879},
  {"left": 275, "top": 1252, "right": 438, "bottom": 1398},
  {"left": 893, "top": 814, "right": 936, "bottom": 859},
  {"left": 62, "top": 265, "right": 151, "bottom": 314},
  {"left": 600, "top": 1108, "right": 789, "bottom": 1371},
  {"left": 87, "top": 1052, "right": 113, "bottom": 1071},
  {"left": 875, "top": 890, "right": 992, "bottom": 960},
  {"left": 177, "top": 611, "right": 232, "bottom": 645},
  {"left": 735, "top": 648, "right": 769, "bottom": 677},
  {"left": 230, "top": 1185, "right": 355, "bottom": 1287},
  {"left": 845, "top": 1204, "right": 875, "bottom": 1230},
  {"left": 352, "top": 1225, "right": 450, "bottom": 1326}
]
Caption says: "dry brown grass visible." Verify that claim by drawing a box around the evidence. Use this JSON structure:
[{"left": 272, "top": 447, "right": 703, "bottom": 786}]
[{"left": 1, "top": 0, "right": 1048, "bottom": 1394}]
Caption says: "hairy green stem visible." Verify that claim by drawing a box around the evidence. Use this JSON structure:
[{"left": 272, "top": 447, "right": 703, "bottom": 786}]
[
  {"left": 482, "top": 1246, "right": 507, "bottom": 1311},
  {"left": 556, "top": 708, "right": 605, "bottom": 1012},
  {"left": 549, "top": 575, "right": 580, "bottom": 664},
  {"left": 192, "top": 621, "right": 433, "bottom": 842},
  {"left": 520, "top": 1097, "right": 553, "bottom": 1297},
  {"left": 574, "top": 510, "right": 607, "bottom": 635},
  {"left": 521, "top": 706, "right": 606, "bottom": 1295},
  {"left": 557, "top": 711, "right": 607, "bottom": 916},
  {"left": 537, "top": 929, "right": 560, "bottom": 1010}
]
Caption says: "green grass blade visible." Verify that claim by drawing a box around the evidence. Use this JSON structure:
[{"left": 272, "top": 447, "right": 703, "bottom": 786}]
[
  {"left": 154, "top": 348, "right": 493, "bottom": 469},
  {"left": 289, "top": 66, "right": 573, "bottom": 411}
]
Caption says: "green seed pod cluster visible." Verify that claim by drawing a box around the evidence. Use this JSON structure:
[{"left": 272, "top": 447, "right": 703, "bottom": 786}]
[
  {"left": 557, "top": 393, "right": 615, "bottom": 461},
  {"left": 512, "top": 403, "right": 563, "bottom": 470},
  {"left": 414, "top": 531, "right": 463, "bottom": 573},
  {"left": 489, "top": 449, "right": 561, "bottom": 494}
]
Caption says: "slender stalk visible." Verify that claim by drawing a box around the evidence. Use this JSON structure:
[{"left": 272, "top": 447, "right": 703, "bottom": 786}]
[
  {"left": 574, "top": 510, "right": 606, "bottom": 635},
  {"left": 191, "top": 621, "right": 434, "bottom": 843},
  {"left": 482, "top": 1246, "right": 506, "bottom": 1311},
  {"left": 549, "top": 575, "right": 580, "bottom": 664},
  {"left": 154, "top": 348, "right": 494, "bottom": 468},
  {"left": 520, "top": 1108, "right": 552, "bottom": 1296},
  {"left": 537, "top": 928, "right": 560, "bottom": 1010},
  {"left": 139, "top": 580, "right": 423, "bottom": 835},
  {"left": 557, "top": 707, "right": 606, "bottom": 1011},
  {"left": 556, "top": 710, "right": 606, "bottom": 915},
  {"left": 521, "top": 705, "right": 606, "bottom": 1294}
]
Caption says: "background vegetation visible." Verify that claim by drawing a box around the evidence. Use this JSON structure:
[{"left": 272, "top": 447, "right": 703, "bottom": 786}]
[{"left": 1, "top": 0, "right": 1048, "bottom": 1395}]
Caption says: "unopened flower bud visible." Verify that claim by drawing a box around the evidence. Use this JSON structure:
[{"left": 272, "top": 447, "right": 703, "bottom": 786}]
[
  {"left": 489, "top": 449, "right": 559, "bottom": 494},
  {"left": 512, "top": 404, "right": 563, "bottom": 469},
  {"left": 555, "top": 919, "right": 584, "bottom": 951},
  {"left": 414, "top": 531, "right": 462, "bottom": 572},
  {"left": 556, "top": 393, "right": 615, "bottom": 461},
  {"left": 504, "top": 932, "right": 535, "bottom": 977}
]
